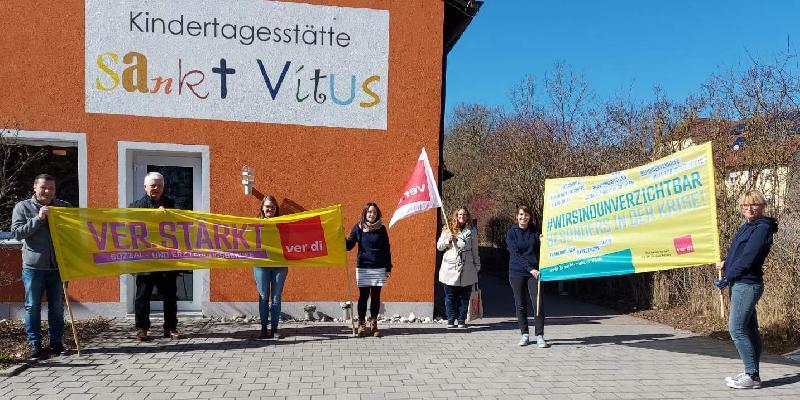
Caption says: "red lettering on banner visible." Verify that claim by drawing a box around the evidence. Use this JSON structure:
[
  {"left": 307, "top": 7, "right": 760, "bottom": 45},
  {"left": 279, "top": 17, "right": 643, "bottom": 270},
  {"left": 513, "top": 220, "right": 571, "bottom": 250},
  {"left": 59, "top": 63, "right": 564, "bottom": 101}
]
[{"left": 276, "top": 216, "right": 328, "bottom": 260}]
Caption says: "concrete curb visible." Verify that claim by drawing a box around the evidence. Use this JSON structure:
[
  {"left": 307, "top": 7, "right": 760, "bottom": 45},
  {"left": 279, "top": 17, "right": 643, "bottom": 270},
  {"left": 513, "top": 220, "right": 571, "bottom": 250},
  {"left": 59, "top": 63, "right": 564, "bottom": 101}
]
[
  {"left": 0, "top": 360, "right": 33, "bottom": 377},
  {"left": 783, "top": 348, "right": 800, "bottom": 363}
]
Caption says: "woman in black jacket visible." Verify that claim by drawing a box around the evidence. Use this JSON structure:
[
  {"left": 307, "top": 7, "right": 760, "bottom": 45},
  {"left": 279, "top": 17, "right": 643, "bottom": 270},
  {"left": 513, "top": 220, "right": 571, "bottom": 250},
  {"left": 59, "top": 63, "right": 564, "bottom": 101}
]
[
  {"left": 715, "top": 189, "right": 778, "bottom": 389},
  {"left": 346, "top": 202, "right": 392, "bottom": 337},
  {"left": 506, "top": 205, "right": 547, "bottom": 348}
]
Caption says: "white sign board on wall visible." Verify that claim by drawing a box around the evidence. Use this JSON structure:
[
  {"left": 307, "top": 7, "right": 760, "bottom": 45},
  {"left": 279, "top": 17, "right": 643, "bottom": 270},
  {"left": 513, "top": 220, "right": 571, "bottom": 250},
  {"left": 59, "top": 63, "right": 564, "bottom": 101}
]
[{"left": 85, "top": 0, "right": 390, "bottom": 129}]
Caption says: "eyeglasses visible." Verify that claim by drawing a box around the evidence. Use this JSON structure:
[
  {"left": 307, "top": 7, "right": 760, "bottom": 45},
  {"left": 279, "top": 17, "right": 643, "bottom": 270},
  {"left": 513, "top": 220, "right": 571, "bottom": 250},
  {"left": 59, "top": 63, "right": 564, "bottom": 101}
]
[{"left": 740, "top": 203, "right": 765, "bottom": 209}]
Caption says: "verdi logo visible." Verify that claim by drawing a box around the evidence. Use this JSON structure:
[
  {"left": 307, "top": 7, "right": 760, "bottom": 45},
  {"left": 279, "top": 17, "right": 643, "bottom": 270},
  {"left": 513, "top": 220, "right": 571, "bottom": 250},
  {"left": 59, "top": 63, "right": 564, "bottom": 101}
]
[
  {"left": 673, "top": 235, "right": 695, "bottom": 255},
  {"left": 276, "top": 216, "right": 328, "bottom": 261},
  {"left": 85, "top": 0, "right": 390, "bottom": 129}
]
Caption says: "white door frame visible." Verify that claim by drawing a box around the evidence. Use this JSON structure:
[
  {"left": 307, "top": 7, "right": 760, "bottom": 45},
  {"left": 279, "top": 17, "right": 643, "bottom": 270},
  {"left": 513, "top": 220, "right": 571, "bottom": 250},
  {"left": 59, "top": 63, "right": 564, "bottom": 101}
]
[
  {"left": 118, "top": 141, "right": 210, "bottom": 314},
  {"left": 132, "top": 154, "right": 202, "bottom": 311}
]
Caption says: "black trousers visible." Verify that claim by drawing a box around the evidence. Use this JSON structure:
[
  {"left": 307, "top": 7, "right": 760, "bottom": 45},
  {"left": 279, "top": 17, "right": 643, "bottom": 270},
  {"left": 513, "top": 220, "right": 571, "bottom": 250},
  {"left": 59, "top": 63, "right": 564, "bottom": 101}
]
[
  {"left": 135, "top": 272, "right": 179, "bottom": 332},
  {"left": 357, "top": 286, "right": 382, "bottom": 320},
  {"left": 509, "top": 275, "right": 545, "bottom": 336}
]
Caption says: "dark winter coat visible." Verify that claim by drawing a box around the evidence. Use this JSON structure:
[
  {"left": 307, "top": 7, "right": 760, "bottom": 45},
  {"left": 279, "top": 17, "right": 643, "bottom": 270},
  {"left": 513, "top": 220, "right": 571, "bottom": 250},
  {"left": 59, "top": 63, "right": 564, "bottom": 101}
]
[
  {"left": 506, "top": 224, "right": 540, "bottom": 278},
  {"left": 724, "top": 216, "right": 778, "bottom": 284},
  {"left": 345, "top": 224, "right": 393, "bottom": 271}
]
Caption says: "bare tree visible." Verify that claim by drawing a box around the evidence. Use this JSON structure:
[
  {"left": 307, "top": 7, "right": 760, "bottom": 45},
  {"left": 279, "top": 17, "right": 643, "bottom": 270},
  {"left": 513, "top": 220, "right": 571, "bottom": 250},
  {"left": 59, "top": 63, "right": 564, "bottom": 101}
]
[
  {"left": 442, "top": 55, "right": 800, "bottom": 347},
  {"left": 0, "top": 127, "right": 48, "bottom": 231}
]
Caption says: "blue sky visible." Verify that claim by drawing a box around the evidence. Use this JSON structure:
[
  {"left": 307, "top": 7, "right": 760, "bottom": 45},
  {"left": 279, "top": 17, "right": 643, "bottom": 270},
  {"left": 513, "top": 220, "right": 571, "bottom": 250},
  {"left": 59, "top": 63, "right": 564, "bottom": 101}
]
[{"left": 445, "top": 0, "right": 800, "bottom": 118}]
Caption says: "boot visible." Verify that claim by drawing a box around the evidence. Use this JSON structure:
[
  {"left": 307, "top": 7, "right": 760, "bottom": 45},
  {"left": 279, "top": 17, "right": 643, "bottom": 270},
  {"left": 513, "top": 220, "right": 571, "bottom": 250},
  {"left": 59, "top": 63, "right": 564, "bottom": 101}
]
[
  {"left": 357, "top": 319, "right": 367, "bottom": 337},
  {"left": 270, "top": 327, "right": 284, "bottom": 339},
  {"left": 28, "top": 343, "right": 43, "bottom": 361},
  {"left": 259, "top": 326, "right": 270, "bottom": 339},
  {"left": 134, "top": 329, "right": 149, "bottom": 341},
  {"left": 370, "top": 319, "right": 381, "bottom": 337}
]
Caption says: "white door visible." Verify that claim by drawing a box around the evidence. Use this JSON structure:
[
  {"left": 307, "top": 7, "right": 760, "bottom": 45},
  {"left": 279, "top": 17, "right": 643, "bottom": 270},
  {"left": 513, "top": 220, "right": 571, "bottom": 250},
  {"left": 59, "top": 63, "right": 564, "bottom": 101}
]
[{"left": 129, "top": 154, "right": 203, "bottom": 312}]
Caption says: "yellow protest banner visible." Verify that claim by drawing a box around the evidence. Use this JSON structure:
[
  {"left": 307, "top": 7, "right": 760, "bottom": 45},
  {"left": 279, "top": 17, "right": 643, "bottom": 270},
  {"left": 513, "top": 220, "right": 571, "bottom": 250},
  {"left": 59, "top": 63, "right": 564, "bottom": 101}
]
[
  {"left": 48, "top": 204, "right": 347, "bottom": 281},
  {"left": 540, "top": 142, "right": 721, "bottom": 281}
]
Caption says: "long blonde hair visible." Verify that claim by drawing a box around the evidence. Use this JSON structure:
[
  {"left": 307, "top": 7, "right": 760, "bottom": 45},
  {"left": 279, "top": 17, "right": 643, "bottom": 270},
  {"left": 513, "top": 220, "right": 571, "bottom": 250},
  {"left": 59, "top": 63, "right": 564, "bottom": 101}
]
[{"left": 448, "top": 207, "right": 470, "bottom": 234}]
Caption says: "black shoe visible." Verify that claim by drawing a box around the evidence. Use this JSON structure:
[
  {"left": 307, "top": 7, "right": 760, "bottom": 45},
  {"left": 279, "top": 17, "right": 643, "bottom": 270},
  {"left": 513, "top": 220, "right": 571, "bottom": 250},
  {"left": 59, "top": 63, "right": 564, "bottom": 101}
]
[
  {"left": 49, "top": 343, "right": 68, "bottom": 357},
  {"left": 271, "top": 327, "right": 283, "bottom": 339},
  {"left": 258, "top": 327, "right": 270, "bottom": 339},
  {"left": 28, "top": 344, "right": 44, "bottom": 361}
]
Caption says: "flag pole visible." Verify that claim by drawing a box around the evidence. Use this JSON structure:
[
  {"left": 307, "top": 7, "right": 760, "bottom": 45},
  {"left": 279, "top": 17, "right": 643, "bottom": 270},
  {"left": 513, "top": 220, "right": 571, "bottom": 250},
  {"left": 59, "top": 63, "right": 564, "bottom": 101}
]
[
  {"left": 342, "top": 217, "right": 357, "bottom": 337},
  {"left": 345, "top": 265, "right": 356, "bottom": 337},
  {"left": 717, "top": 270, "right": 726, "bottom": 319},
  {"left": 535, "top": 273, "right": 542, "bottom": 318},
  {"left": 440, "top": 205, "right": 452, "bottom": 233},
  {"left": 62, "top": 282, "right": 81, "bottom": 356},
  {"left": 536, "top": 233, "right": 544, "bottom": 317}
]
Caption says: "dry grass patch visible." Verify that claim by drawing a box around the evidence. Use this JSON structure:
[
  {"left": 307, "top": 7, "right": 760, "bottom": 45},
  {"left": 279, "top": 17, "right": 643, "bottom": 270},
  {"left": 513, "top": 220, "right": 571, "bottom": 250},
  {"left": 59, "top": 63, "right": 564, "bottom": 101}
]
[{"left": 0, "top": 317, "right": 111, "bottom": 369}]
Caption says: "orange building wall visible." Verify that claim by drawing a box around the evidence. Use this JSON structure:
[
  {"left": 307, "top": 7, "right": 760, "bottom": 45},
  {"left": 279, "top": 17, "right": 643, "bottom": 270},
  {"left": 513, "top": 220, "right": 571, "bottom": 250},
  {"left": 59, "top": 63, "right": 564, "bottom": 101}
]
[{"left": 0, "top": 1, "right": 444, "bottom": 304}]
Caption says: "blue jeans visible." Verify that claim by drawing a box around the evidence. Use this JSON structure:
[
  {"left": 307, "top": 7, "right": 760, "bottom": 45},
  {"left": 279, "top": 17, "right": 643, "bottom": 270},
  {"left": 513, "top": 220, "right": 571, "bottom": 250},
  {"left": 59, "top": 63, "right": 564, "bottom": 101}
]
[
  {"left": 253, "top": 267, "right": 288, "bottom": 330},
  {"left": 22, "top": 268, "right": 65, "bottom": 347},
  {"left": 729, "top": 282, "right": 764, "bottom": 375},
  {"left": 443, "top": 284, "right": 472, "bottom": 323}
]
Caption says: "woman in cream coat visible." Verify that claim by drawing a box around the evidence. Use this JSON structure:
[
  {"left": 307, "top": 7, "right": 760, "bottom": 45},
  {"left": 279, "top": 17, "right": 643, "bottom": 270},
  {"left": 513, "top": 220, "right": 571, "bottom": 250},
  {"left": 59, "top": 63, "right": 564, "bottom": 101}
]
[{"left": 437, "top": 207, "right": 481, "bottom": 328}]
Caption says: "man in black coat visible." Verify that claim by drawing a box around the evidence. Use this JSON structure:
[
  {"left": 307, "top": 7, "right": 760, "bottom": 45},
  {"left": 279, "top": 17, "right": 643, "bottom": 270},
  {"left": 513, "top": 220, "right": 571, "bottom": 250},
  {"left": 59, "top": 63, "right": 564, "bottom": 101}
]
[{"left": 129, "top": 172, "right": 181, "bottom": 340}]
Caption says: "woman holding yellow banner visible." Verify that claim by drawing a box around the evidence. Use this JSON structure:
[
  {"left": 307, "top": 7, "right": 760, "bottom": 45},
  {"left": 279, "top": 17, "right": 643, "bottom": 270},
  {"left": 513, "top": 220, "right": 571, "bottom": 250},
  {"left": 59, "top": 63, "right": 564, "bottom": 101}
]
[
  {"left": 506, "top": 205, "right": 547, "bottom": 348},
  {"left": 715, "top": 189, "right": 778, "bottom": 389},
  {"left": 346, "top": 202, "right": 392, "bottom": 338},
  {"left": 253, "top": 195, "right": 289, "bottom": 339}
]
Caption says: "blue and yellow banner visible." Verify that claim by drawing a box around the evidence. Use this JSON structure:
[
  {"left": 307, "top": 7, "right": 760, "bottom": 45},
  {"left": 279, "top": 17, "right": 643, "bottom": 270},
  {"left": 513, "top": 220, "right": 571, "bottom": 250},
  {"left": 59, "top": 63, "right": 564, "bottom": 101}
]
[
  {"left": 49, "top": 205, "right": 347, "bottom": 281},
  {"left": 540, "top": 143, "right": 721, "bottom": 281}
]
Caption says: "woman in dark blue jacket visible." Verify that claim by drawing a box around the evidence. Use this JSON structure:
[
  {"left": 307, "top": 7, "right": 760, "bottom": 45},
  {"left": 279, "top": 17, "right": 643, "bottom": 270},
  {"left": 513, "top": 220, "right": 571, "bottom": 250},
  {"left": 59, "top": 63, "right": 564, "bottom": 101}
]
[
  {"left": 715, "top": 189, "right": 778, "bottom": 389},
  {"left": 506, "top": 205, "right": 547, "bottom": 348},
  {"left": 346, "top": 202, "right": 392, "bottom": 337}
]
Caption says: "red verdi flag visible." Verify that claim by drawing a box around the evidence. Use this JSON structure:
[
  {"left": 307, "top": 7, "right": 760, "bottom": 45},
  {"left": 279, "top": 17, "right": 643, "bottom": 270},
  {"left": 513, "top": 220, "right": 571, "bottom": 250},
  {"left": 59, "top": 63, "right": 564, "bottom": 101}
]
[{"left": 388, "top": 148, "right": 443, "bottom": 228}]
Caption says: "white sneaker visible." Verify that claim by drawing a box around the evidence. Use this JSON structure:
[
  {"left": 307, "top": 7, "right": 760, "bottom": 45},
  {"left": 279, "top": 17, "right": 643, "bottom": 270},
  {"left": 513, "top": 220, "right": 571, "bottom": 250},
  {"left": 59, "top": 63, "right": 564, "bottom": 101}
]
[
  {"left": 725, "top": 373, "right": 746, "bottom": 383},
  {"left": 536, "top": 335, "right": 549, "bottom": 348},
  {"left": 727, "top": 373, "right": 761, "bottom": 389},
  {"left": 518, "top": 334, "right": 529, "bottom": 346}
]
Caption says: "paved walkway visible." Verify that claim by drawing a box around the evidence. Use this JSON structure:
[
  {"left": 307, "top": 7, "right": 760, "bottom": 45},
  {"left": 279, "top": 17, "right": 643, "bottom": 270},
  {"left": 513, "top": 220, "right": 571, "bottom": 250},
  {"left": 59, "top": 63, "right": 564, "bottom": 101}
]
[{"left": 2, "top": 288, "right": 800, "bottom": 399}]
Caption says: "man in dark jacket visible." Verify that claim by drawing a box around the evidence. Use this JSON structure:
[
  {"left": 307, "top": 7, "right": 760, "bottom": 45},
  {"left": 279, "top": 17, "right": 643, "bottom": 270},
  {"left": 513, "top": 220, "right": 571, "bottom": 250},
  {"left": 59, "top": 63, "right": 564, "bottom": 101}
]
[
  {"left": 129, "top": 172, "right": 181, "bottom": 340},
  {"left": 11, "top": 174, "right": 72, "bottom": 359}
]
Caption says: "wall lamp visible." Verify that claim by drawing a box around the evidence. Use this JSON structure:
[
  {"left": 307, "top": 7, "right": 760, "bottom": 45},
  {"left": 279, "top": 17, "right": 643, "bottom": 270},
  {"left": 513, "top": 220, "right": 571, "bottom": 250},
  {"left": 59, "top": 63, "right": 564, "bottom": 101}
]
[{"left": 241, "top": 165, "right": 255, "bottom": 195}]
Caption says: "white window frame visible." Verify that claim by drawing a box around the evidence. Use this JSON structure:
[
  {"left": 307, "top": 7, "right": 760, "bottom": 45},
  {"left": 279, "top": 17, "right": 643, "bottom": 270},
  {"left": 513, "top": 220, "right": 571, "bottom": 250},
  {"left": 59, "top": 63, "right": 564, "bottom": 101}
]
[{"left": 0, "top": 130, "right": 87, "bottom": 245}]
